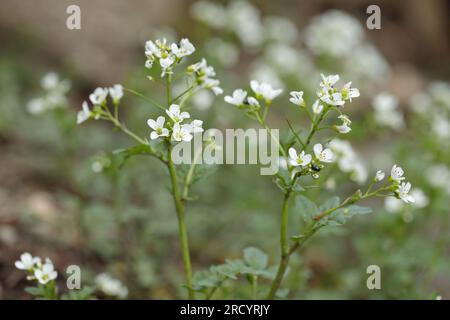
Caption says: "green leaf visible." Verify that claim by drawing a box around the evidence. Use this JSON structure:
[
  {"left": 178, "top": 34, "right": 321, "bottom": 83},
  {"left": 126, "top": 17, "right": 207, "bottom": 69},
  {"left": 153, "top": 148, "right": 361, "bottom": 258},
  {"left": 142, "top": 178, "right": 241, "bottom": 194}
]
[
  {"left": 25, "top": 286, "right": 44, "bottom": 296},
  {"left": 326, "top": 205, "right": 372, "bottom": 226},
  {"left": 61, "top": 286, "right": 95, "bottom": 300},
  {"left": 319, "top": 196, "right": 340, "bottom": 212},
  {"left": 243, "top": 247, "right": 268, "bottom": 270},
  {"left": 296, "top": 195, "right": 319, "bottom": 222}
]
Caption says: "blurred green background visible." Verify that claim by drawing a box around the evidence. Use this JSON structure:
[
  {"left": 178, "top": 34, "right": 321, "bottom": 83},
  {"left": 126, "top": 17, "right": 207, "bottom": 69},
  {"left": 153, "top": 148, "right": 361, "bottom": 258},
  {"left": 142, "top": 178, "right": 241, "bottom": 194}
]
[{"left": 0, "top": 0, "right": 449, "bottom": 299}]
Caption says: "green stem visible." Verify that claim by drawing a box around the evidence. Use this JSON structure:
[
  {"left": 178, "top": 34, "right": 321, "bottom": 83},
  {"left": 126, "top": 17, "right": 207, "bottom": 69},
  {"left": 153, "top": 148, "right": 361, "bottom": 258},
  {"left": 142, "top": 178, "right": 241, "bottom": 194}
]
[
  {"left": 252, "top": 275, "right": 258, "bottom": 300},
  {"left": 165, "top": 75, "right": 195, "bottom": 299},
  {"left": 168, "top": 144, "right": 195, "bottom": 299}
]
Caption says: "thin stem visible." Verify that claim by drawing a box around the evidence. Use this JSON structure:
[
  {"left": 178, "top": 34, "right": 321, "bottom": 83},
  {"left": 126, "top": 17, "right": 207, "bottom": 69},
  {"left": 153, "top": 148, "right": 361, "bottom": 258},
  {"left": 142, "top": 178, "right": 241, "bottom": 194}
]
[
  {"left": 124, "top": 87, "right": 165, "bottom": 111},
  {"left": 168, "top": 144, "right": 195, "bottom": 299},
  {"left": 165, "top": 75, "right": 195, "bottom": 299},
  {"left": 183, "top": 146, "right": 203, "bottom": 199},
  {"left": 252, "top": 275, "right": 258, "bottom": 300},
  {"left": 255, "top": 112, "right": 287, "bottom": 158}
]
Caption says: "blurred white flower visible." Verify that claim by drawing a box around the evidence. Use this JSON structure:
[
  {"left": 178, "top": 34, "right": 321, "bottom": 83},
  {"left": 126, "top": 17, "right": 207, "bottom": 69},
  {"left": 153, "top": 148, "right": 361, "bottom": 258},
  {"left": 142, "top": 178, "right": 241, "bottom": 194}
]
[
  {"left": 288, "top": 148, "right": 311, "bottom": 167},
  {"left": 335, "top": 114, "right": 352, "bottom": 134},
  {"left": 89, "top": 87, "right": 108, "bottom": 105},
  {"left": 205, "top": 38, "right": 239, "bottom": 68},
  {"left": 34, "top": 259, "right": 58, "bottom": 285},
  {"left": 312, "top": 100, "right": 323, "bottom": 114},
  {"left": 384, "top": 197, "right": 404, "bottom": 214},
  {"left": 15, "top": 253, "right": 41, "bottom": 271},
  {"left": 289, "top": 91, "right": 305, "bottom": 106},
  {"left": 77, "top": 101, "right": 91, "bottom": 124},
  {"left": 224, "top": 89, "right": 247, "bottom": 106},
  {"left": 247, "top": 97, "right": 260, "bottom": 108},
  {"left": 329, "top": 138, "right": 368, "bottom": 184},
  {"left": 190, "top": 1, "right": 227, "bottom": 29},
  {"left": 95, "top": 273, "right": 128, "bottom": 299},
  {"left": 263, "top": 16, "right": 299, "bottom": 44},
  {"left": 372, "top": 93, "right": 405, "bottom": 130},
  {"left": 166, "top": 104, "right": 190, "bottom": 123},
  {"left": 192, "top": 90, "right": 214, "bottom": 111},
  {"left": 305, "top": 10, "right": 363, "bottom": 57},
  {"left": 188, "top": 58, "right": 223, "bottom": 95},
  {"left": 189, "top": 119, "right": 204, "bottom": 133},
  {"left": 109, "top": 84, "right": 124, "bottom": 103},
  {"left": 147, "top": 116, "right": 169, "bottom": 140},
  {"left": 410, "top": 188, "right": 428, "bottom": 208},
  {"left": 250, "top": 80, "right": 282, "bottom": 103},
  {"left": 228, "top": 1, "right": 264, "bottom": 49},
  {"left": 27, "top": 73, "right": 70, "bottom": 115},
  {"left": 313, "top": 143, "right": 334, "bottom": 163},
  {"left": 375, "top": 170, "right": 385, "bottom": 181}
]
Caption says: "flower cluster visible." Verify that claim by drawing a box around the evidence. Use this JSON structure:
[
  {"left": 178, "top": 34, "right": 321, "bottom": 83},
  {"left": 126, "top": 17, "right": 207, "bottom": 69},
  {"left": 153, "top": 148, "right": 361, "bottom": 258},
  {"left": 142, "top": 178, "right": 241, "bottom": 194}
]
[
  {"left": 147, "top": 104, "right": 204, "bottom": 142},
  {"left": 27, "top": 73, "right": 71, "bottom": 115},
  {"left": 95, "top": 273, "right": 128, "bottom": 299},
  {"left": 145, "top": 38, "right": 195, "bottom": 77},
  {"left": 224, "top": 80, "right": 282, "bottom": 109},
  {"left": 381, "top": 164, "right": 415, "bottom": 204},
  {"left": 15, "top": 252, "right": 58, "bottom": 285},
  {"left": 305, "top": 10, "right": 363, "bottom": 58},
  {"left": 287, "top": 143, "right": 334, "bottom": 178},
  {"left": 317, "top": 74, "right": 360, "bottom": 107},
  {"left": 77, "top": 84, "right": 124, "bottom": 124},
  {"left": 187, "top": 58, "right": 223, "bottom": 95},
  {"left": 372, "top": 92, "right": 404, "bottom": 130},
  {"left": 329, "top": 138, "right": 368, "bottom": 184}
]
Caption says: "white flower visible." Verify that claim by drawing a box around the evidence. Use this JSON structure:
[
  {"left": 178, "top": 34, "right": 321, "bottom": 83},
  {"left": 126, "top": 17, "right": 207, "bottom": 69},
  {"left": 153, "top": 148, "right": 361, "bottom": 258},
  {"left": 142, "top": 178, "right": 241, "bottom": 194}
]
[
  {"left": 188, "top": 58, "right": 222, "bottom": 95},
  {"left": 171, "top": 38, "right": 195, "bottom": 58},
  {"left": 319, "top": 91, "right": 345, "bottom": 106},
  {"left": 224, "top": 89, "right": 247, "bottom": 106},
  {"left": 319, "top": 74, "right": 340, "bottom": 89},
  {"left": 305, "top": 10, "right": 363, "bottom": 57},
  {"left": 27, "top": 98, "right": 45, "bottom": 115},
  {"left": 147, "top": 116, "right": 169, "bottom": 140},
  {"left": 375, "top": 170, "right": 385, "bottom": 181},
  {"left": 313, "top": 143, "right": 334, "bottom": 163},
  {"left": 312, "top": 100, "right": 323, "bottom": 114},
  {"left": 160, "top": 56, "right": 175, "bottom": 77},
  {"left": 335, "top": 114, "right": 352, "bottom": 133},
  {"left": 41, "top": 73, "right": 60, "bottom": 90},
  {"left": 372, "top": 93, "right": 404, "bottom": 130},
  {"left": 15, "top": 253, "right": 41, "bottom": 271},
  {"left": 77, "top": 101, "right": 91, "bottom": 124},
  {"left": 109, "top": 84, "right": 124, "bottom": 102},
  {"left": 384, "top": 197, "right": 404, "bottom": 214},
  {"left": 189, "top": 119, "right": 204, "bottom": 133},
  {"left": 95, "top": 273, "right": 128, "bottom": 299},
  {"left": 396, "top": 182, "right": 415, "bottom": 204},
  {"left": 145, "top": 40, "right": 162, "bottom": 58},
  {"left": 289, "top": 91, "right": 305, "bottom": 106},
  {"left": 89, "top": 87, "right": 108, "bottom": 105},
  {"left": 250, "top": 80, "right": 282, "bottom": 103},
  {"left": 390, "top": 164, "right": 405, "bottom": 182},
  {"left": 34, "top": 260, "right": 58, "bottom": 285},
  {"left": 341, "top": 81, "right": 360, "bottom": 102},
  {"left": 288, "top": 148, "right": 312, "bottom": 167},
  {"left": 247, "top": 97, "right": 260, "bottom": 107},
  {"left": 410, "top": 188, "right": 428, "bottom": 208},
  {"left": 166, "top": 104, "right": 190, "bottom": 123},
  {"left": 172, "top": 123, "right": 193, "bottom": 142}
]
